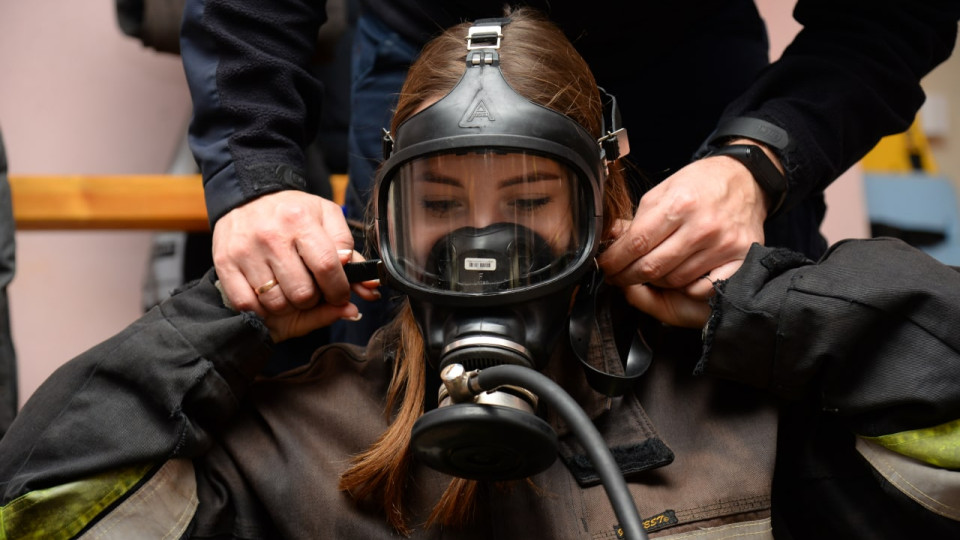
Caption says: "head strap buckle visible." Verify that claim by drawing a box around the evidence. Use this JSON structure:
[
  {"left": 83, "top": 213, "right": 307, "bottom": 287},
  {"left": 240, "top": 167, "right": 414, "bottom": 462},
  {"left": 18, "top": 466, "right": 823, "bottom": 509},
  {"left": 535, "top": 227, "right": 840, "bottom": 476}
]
[
  {"left": 466, "top": 24, "right": 503, "bottom": 50},
  {"left": 597, "top": 87, "right": 630, "bottom": 162}
]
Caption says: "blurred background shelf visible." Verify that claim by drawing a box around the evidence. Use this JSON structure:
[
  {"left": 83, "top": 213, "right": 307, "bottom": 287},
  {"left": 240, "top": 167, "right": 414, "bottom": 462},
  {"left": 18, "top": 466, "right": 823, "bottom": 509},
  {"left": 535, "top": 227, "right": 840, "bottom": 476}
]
[
  {"left": 9, "top": 174, "right": 348, "bottom": 231},
  {"left": 10, "top": 174, "right": 208, "bottom": 231}
]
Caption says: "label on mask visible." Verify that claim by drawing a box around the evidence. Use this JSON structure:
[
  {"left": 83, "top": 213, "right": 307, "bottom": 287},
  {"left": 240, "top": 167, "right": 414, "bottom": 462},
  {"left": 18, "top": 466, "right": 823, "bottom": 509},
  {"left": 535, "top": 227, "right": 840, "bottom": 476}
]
[{"left": 465, "top": 258, "right": 497, "bottom": 271}]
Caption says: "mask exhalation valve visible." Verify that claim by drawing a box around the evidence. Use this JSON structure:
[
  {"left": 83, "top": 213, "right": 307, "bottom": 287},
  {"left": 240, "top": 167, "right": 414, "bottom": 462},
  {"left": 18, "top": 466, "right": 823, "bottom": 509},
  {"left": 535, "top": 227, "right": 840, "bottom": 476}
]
[
  {"left": 409, "top": 363, "right": 559, "bottom": 481},
  {"left": 411, "top": 362, "right": 649, "bottom": 539}
]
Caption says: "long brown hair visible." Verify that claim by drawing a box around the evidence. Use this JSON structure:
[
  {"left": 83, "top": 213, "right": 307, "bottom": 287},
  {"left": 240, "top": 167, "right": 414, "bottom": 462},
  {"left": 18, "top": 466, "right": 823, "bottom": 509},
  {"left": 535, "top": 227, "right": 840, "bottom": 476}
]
[{"left": 338, "top": 6, "right": 633, "bottom": 534}]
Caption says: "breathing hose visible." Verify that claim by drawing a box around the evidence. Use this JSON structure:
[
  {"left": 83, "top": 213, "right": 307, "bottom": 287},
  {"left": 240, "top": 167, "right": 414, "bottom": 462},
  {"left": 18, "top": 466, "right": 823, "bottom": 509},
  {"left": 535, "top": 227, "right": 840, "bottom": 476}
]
[{"left": 471, "top": 364, "right": 648, "bottom": 540}]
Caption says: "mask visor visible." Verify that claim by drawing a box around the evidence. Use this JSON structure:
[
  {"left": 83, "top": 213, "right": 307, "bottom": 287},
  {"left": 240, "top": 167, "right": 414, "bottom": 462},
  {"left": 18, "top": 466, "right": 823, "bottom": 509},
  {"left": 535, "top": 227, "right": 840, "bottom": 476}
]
[{"left": 383, "top": 149, "right": 589, "bottom": 297}]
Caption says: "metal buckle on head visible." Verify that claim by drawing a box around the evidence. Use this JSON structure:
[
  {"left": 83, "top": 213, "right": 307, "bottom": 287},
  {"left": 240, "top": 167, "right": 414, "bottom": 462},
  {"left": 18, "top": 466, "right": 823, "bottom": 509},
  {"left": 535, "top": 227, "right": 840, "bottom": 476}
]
[
  {"left": 597, "top": 87, "right": 630, "bottom": 162},
  {"left": 466, "top": 24, "right": 503, "bottom": 50},
  {"left": 598, "top": 129, "right": 629, "bottom": 162},
  {"left": 468, "top": 50, "right": 497, "bottom": 66}
]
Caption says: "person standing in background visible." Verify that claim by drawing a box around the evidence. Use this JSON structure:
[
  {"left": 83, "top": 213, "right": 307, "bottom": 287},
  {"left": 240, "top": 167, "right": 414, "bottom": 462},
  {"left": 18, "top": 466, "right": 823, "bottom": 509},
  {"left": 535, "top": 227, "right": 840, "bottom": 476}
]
[{"left": 180, "top": 0, "right": 960, "bottom": 346}]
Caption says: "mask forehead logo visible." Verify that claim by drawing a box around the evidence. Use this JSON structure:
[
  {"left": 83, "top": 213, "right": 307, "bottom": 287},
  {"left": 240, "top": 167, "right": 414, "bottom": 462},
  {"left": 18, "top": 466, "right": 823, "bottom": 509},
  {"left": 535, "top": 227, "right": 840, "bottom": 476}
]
[{"left": 460, "top": 89, "right": 496, "bottom": 127}]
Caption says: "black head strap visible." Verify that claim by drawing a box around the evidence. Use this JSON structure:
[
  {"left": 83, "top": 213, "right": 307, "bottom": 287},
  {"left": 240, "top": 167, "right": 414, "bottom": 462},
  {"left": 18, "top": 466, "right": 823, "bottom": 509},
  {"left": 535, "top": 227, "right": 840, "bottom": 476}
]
[{"left": 569, "top": 268, "right": 651, "bottom": 396}]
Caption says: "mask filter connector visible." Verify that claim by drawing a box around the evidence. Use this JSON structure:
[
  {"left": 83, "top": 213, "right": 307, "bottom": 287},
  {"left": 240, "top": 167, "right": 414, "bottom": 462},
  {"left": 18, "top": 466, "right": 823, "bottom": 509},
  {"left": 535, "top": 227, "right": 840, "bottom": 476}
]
[
  {"left": 437, "top": 363, "right": 538, "bottom": 412},
  {"left": 441, "top": 335, "right": 532, "bottom": 371},
  {"left": 410, "top": 363, "right": 558, "bottom": 481}
]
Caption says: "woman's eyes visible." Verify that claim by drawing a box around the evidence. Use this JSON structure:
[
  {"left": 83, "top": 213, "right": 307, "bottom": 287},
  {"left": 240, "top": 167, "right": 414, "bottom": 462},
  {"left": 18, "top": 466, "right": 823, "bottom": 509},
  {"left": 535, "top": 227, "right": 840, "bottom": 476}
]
[
  {"left": 419, "top": 195, "right": 554, "bottom": 216},
  {"left": 509, "top": 196, "right": 552, "bottom": 212},
  {"left": 421, "top": 198, "right": 463, "bottom": 216}
]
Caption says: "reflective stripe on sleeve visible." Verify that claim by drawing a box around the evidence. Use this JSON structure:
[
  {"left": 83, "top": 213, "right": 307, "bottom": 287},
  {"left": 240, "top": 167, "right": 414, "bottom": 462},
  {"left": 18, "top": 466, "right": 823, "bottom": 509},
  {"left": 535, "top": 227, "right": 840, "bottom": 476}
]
[
  {"left": 1, "top": 463, "right": 153, "bottom": 539},
  {"left": 863, "top": 418, "right": 960, "bottom": 469},
  {"left": 857, "top": 436, "right": 960, "bottom": 521},
  {"left": 0, "top": 459, "right": 197, "bottom": 540}
]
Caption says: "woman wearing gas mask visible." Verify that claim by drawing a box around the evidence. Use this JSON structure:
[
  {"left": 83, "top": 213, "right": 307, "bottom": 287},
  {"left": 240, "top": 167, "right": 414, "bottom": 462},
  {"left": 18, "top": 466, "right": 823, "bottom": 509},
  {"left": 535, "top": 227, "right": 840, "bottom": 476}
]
[{"left": 2, "top": 7, "right": 960, "bottom": 539}]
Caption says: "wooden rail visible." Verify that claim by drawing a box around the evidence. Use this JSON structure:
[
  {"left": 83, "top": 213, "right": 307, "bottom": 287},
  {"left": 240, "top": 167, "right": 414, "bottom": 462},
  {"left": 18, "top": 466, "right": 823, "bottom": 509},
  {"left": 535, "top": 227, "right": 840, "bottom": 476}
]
[{"left": 8, "top": 174, "right": 348, "bottom": 231}]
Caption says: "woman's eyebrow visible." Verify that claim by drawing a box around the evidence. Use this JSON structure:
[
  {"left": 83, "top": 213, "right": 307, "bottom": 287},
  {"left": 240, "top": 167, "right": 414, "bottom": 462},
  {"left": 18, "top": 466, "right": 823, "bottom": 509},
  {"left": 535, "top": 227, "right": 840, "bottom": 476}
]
[
  {"left": 498, "top": 171, "right": 562, "bottom": 189},
  {"left": 420, "top": 171, "right": 463, "bottom": 187}
]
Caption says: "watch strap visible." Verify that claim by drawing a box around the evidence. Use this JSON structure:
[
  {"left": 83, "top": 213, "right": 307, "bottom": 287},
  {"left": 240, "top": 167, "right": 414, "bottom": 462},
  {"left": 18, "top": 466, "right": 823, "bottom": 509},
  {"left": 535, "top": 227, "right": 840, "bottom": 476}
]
[
  {"left": 704, "top": 117, "right": 791, "bottom": 152},
  {"left": 705, "top": 144, "right": 788, "bottom": 217}
]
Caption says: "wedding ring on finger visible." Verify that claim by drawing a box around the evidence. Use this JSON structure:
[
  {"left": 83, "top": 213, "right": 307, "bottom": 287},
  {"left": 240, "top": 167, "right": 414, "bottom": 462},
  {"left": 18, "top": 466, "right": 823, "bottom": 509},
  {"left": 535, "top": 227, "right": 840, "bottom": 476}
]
[{"left": 255, "top": 278, "right": 279, "bottom": 295}]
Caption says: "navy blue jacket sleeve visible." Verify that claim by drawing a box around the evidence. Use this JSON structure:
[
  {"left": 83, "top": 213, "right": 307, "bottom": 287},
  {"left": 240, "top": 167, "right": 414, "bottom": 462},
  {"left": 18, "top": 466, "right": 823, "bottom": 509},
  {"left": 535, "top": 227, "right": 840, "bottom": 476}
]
[{"left": 181, "top": 0, "right": 327, "bottom": 226}]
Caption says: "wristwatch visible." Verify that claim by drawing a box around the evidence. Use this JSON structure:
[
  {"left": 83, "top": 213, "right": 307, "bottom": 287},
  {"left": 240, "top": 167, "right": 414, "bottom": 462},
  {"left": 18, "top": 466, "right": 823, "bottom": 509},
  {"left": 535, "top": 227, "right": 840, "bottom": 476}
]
[
  {"left": 705, "top": 144, "right": 788, "bottom": 217},
  {"left": 698, "top": 117, "right": 792, "bottom": 218}
]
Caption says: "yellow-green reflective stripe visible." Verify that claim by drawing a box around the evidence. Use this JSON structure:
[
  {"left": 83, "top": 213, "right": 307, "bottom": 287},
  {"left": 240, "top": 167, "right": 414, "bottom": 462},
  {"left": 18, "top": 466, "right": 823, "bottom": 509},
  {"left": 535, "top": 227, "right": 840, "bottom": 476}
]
[
  {"left": 864, "top": 418, "right": 960, "bottom": 470},
  {"left": 0, "top": 463, "right": 153, "bottom": 540}
]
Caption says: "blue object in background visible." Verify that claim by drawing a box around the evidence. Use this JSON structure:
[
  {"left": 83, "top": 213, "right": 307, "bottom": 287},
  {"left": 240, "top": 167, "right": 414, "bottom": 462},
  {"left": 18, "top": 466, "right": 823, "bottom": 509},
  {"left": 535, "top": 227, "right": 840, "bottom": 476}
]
[{"left": 864, "top": 173, "right": 960, "bottom": 266}]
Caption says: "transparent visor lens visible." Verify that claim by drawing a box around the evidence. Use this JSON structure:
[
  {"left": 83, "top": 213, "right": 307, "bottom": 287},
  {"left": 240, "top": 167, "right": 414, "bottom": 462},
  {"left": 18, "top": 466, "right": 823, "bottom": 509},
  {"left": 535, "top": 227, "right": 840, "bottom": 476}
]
[{"left": 384, "top": 150, "right": 589, "bottom": 294}]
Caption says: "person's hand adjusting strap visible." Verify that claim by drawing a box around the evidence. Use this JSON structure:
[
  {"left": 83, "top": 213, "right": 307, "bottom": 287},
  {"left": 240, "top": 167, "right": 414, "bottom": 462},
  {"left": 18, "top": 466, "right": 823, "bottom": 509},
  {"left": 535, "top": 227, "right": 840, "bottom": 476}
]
[{"left": 704, "top": 144, "right": 788, "bottom": 217}]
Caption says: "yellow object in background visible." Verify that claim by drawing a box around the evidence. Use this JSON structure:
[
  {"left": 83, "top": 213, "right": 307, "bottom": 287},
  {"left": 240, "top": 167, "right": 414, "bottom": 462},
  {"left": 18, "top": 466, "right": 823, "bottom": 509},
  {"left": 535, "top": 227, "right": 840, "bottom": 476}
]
[
  {"left": 861, "top": 118, "right": 940, "bottom": 174},
  {"left": 330, "top": 173, "right": 349, "bottom": 207}
]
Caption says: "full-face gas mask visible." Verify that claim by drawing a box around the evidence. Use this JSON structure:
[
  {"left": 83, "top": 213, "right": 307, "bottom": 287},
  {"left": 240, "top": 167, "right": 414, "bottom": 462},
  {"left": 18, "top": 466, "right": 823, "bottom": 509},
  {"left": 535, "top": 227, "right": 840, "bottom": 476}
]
[{"left": 369, "top": 19, "right": 645, "bottom": 484}]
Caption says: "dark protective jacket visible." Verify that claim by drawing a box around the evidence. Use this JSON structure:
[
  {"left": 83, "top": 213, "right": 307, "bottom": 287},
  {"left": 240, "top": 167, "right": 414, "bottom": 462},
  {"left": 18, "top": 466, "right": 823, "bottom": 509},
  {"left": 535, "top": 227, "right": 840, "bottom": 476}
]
[
  {"left": 181, "top": 0, "right": 960, "bottom": 258},
  {"left": 1, "top": 238, "right": 959, "bottom": 538}
]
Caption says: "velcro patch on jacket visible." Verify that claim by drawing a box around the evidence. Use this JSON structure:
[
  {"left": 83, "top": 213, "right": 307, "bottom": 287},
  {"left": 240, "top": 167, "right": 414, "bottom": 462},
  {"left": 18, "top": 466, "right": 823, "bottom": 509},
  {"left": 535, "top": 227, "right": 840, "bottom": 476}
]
[{"left": 564, "top": 440, "right": 675, "bottom": 486}]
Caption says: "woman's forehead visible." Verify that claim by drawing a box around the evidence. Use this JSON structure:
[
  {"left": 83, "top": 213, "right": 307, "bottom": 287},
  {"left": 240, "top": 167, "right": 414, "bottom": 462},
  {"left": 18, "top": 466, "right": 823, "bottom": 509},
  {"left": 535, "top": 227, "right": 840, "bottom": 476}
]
[{"left": 418, "top": 152, "right": 566, "bottom": 175}]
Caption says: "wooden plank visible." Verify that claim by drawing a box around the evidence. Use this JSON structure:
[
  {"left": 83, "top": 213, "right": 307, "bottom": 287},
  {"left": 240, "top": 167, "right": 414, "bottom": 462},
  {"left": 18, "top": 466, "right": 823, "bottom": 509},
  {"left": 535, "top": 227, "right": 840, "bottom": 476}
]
[
  {"left": 10, "top": 174, "right": 209, "bottom": 231},
  {"left": 8, "top": 174, "right": 349, "bottom": 231}
]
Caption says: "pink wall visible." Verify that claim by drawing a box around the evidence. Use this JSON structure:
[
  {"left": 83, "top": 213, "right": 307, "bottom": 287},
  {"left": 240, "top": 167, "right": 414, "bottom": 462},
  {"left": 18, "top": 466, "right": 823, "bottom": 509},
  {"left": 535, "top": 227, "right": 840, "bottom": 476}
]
[
  {"left": 4, "top": 1, "right": 875, "bottom": 406},
  {"left": 1, "top": 1, "right": 191, "bottom": 404}
]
